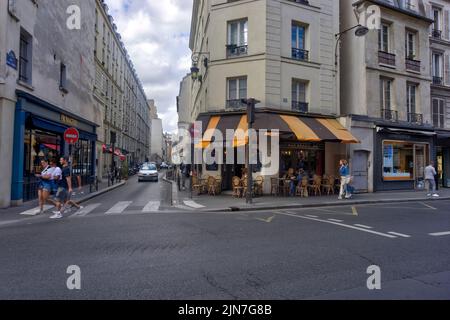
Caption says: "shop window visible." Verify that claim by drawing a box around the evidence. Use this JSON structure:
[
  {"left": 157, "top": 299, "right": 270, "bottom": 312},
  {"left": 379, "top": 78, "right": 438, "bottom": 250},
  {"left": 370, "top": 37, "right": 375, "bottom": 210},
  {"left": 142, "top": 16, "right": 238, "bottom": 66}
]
[{"left": 382, "top": 141, "right": 428, "bottom": 181}]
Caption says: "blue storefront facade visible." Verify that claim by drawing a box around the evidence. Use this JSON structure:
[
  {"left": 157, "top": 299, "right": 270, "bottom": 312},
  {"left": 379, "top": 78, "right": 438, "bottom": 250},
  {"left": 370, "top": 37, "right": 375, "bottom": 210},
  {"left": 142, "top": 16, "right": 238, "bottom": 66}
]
[{"left": 11, "top": 90, "right": 98, "bottom": 203}]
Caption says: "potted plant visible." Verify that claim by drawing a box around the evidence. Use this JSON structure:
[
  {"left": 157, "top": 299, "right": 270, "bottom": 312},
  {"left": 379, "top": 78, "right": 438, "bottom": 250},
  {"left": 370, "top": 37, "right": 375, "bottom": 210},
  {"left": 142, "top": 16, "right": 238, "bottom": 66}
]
[{"left": 121, "top": 160, "right": 129, "bottom": 180}]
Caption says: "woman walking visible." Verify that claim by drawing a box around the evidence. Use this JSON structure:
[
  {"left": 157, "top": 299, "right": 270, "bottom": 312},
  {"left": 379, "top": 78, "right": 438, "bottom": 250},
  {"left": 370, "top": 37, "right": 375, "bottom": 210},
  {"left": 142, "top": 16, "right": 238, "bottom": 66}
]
[
  {"left": 338, "top": 159, "right": 351, "bottom": 200},
  {"left": 35, "top": 159, "right": 53, "bottom": 215}
]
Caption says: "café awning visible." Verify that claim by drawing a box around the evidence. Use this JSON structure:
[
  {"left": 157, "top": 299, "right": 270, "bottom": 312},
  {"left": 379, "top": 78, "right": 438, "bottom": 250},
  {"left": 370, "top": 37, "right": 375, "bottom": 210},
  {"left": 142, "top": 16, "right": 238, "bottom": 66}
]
[{"left": 195, "top": 112, "right": 359, "bottom": 149}]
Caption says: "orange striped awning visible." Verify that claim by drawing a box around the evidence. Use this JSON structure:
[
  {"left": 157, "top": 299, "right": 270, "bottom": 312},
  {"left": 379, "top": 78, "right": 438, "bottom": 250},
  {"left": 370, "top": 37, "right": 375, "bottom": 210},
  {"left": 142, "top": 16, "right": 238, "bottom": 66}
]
[{"left": 194, "top": 113, "right": 359, "bottom": 148}]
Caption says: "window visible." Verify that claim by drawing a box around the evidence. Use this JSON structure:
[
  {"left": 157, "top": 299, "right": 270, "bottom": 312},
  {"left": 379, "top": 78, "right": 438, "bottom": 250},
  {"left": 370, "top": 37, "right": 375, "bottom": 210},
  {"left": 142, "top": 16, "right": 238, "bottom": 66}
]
[
  {"left": 382, "top": 142, "right": 414, "bottom": 181},
  {"left": 19, "top": 29, "right": 32, "bottom": 84},
  {"left": 406, "top": 84, "right": 416, "bottom": 114},
  {"left": 380, "top": 78, "right": 392, "bottom": 110},
  {"left": 378, "top": 24, "right": 389, "bottom": 52},
  {"left": 405, "top": 31, "right": 416, "bottom": 59},
  {"left": 59, "top": 63, "right": 67, "bottom": 92},
  {"left": 432, "top": 53, "right": 443, "bottom": 84},
  {"left": 432, "top": 98, "right": 445, "bottom": 128},
  {"left": 227, "top": 77, "right": 247, "bottom": 108},
  {"left": 292, "top": 23, "right": 308, "bottom": 61},
  {"left": 433, "top": 7, "right": 442, "bottom": 32},
  {"left": 292, "top": 79, "right": 308, "bottom": 112},
  {"left": 227, "top": 19, "right": 248, "bottom": 57}
]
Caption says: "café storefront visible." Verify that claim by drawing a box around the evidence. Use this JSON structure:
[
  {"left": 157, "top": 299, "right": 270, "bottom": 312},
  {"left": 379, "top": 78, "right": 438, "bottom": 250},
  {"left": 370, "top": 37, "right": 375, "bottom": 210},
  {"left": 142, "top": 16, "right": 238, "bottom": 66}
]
[{"left": 12, "top": 91, "right": 98, "bottom": 203}]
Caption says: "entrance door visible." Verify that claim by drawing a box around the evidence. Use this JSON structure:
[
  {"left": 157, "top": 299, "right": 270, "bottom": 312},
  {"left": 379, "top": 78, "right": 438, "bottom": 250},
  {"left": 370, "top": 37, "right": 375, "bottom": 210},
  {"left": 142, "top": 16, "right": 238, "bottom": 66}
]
[{"left": 352, "top": 150, "right": 369, "bottom": 193}]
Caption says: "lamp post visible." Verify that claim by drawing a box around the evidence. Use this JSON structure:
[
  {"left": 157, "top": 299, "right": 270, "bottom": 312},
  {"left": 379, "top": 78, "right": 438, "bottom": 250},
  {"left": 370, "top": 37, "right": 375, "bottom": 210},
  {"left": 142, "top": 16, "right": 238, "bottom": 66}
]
[
  {"left": 190, "top": 52, "right": 210, "bottom": 82},
  {"left": 241, "top": 98, "right": 260, "bottom": 204}
]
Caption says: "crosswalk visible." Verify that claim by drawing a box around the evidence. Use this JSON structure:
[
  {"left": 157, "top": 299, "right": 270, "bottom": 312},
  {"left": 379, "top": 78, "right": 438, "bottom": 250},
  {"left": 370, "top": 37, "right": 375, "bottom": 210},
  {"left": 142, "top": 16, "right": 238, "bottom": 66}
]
[{"left": 18, "top": 200, "right": 163, "bottom": 218}]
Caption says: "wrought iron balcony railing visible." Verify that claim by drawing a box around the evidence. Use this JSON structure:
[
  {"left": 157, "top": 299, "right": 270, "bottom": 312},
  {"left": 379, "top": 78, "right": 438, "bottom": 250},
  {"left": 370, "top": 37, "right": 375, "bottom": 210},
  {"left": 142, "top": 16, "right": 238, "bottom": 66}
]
[
  {"left": 432, "top": 29, "right": 442, "bottom": 39},
  {"left": 226, "top": 44, "right": 248, "bottom": 58},
  {"left": 379, "top": 51, "right": 396, "bottom": 66},
  {"left": 292, "top": 48, "right": 309, "bottom": 61},
  {"left": 292, "top": 101, "right": 309, "bottom": 113},
  {"left": 433, "top": 76, "right": 443, "bottom": 85},
  {"left": 408, "top": 113, "right": 423, "bottom": 125},
  {"left": 226, "top": 99, "right": 246, "bottom": 110},
  {"left": 405, "top": 58, "right": 421, "bottom": 72},
  {"left": 381, "top": 109, "right": 398, "bottom": 122}
]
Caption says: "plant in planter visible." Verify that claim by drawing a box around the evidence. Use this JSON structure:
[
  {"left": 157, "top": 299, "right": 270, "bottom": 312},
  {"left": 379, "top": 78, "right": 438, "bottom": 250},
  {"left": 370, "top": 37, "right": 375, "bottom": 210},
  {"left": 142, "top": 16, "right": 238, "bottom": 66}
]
[{"left": 121, "top": 161, "right": 129, "bottom": 180}]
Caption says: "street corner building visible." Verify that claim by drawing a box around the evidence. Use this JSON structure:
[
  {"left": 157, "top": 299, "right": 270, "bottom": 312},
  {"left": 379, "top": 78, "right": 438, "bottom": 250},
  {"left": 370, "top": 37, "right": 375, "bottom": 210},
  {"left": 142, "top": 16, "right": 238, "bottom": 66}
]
[
  {"left": 176, "top": 0, "right": 450, "bottom": 195},
  {"left": 0, "top": 0, "right": 151, "bottom": 208}
]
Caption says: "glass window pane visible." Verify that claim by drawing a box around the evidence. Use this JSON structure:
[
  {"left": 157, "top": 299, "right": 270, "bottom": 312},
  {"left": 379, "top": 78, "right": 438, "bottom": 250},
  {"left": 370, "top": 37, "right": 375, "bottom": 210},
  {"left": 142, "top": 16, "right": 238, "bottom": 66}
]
[
  {"left": 239, "top": 78, "right": 247, "bottom": 99},
  {"left": 383, "top": 141, "right": 414, "bottom": 181},
  {"left": 292, "top": 25, "right": 297, "bottom": 48},
  {"left": 241, "top": 20, "right": 248, "bottom": 45},
  {"left": 228, "top": 79, "right": 237, "bottom": 99},
  {"left": 230, "top": 22, "right": 237, "bottom": 45},
  {"left": 298, "top": 26, "right": 305, "bottom": 49}
]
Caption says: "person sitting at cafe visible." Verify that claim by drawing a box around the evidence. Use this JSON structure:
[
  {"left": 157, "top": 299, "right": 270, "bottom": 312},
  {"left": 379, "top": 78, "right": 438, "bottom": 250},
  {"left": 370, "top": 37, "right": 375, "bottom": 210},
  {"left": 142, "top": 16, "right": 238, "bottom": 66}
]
[{"left": 288, "top": 169, "right": 299, "bottom": 197}]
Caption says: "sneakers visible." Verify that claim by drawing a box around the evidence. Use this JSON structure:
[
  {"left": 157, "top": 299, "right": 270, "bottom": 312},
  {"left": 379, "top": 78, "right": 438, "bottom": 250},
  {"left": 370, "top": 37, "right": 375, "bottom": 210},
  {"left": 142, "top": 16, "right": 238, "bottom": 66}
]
[
  {"left": 338, "top": 196, "right": 343, "bottom": 200},
  {"left": 432, "top": 194, "right": 440, "bottom": 198},
  {"left": 427, "top": 193, "right": 432, "bottom": 197},
  {"left": 50, "top": 213, "right": 63, "bottom": 219}
]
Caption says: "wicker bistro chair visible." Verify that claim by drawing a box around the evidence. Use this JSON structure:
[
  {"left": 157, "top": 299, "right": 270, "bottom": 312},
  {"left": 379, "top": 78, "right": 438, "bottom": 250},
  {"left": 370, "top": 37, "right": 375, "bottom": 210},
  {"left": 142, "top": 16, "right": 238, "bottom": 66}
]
[
  {"left": 214, "top": 175, "right": 222, "bottom": 195},
  {"left": 270, "top": 177, "right": 280, "bottom": 196},
  {"left": 207, "top": 176, "right": 217, "bottom": 196},
  {"left": 232, "top": 176, "right": 243, "bottom": 198},
  {"left": 308, "top": 176, "right": 322, "bottom": 196},
  {"left": 322, "top": 175, "right": 335, "bottom": 195},
  {"left": 192, "top": 176, "right": 204, "bottom": 195},
  {"left": 297, "top": 176, "right": 309, "bottom": 197},
  {"left": 254, "top": 176, "right": 264, "bottom": 196}
]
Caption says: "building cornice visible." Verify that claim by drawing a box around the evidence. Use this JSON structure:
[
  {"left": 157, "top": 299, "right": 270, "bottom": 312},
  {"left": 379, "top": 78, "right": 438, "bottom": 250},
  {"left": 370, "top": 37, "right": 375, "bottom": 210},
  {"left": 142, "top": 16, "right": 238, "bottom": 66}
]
[{"left": 189, "top": 0, "right": 200, "bottom": 50}]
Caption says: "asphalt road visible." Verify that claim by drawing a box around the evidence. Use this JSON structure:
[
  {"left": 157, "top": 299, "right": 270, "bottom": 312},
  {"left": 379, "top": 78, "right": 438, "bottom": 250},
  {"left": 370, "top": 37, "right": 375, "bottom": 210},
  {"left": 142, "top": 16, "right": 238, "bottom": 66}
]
[{"left": 0, "top": 178, "right": 449, "bottom": 300}]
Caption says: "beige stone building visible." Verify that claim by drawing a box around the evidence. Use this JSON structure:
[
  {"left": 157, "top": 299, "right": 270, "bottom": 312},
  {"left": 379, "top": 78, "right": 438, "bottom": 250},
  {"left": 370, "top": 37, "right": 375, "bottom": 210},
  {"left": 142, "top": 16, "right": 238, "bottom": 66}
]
[
  {"left": 94, "top": 0, "right": 150, "bottom": 177},
  {"left": 187, "top": 0, "right": 358, "bottom": 193},
  {"left": 340, "top": 0, "right": 434, "bottom": 192}
]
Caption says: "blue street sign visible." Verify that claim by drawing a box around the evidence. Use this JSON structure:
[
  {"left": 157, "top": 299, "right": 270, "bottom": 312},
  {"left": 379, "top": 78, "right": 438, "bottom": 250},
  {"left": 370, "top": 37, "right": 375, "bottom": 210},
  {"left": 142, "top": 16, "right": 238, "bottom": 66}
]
[{"left": 6, "top": 50, "right": 17, "bottom": 69}]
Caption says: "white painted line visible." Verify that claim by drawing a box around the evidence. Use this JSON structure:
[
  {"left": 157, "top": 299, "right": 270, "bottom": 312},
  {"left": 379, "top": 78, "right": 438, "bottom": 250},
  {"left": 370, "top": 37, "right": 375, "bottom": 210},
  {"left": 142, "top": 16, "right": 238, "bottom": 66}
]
[
  {"left": 183, "top": 200, "right": 205, "bottom": 209},
  {"left": 421, "top": 202, "right": 437, "bottom": 210},
  {"left": 105, "top": 201, "right": 133, "bottom": 214},
  {"left": 19, "top": 205, "right": 53, "bottom": 216},
  {"left": 275, "top": 211, "right": 397, "bottom": 239},
  {"left": 328, "top": 219, "right": 344, "bottom": 222},
  {"left": 388, "top": 232, "right": 411, "bottom": 238},
  {"left": 305, "top": 215, "right": 319, "bottom": 218},
  {"left": 70, "top": 204, "right": 101, "bottom": 217},
  {"left": 354, "top": 224, "right": 373, "bottom": 229},
  {"left": 429, "top": 231, "right": 450, "bottom": 237},
  {"left": 142, "top": 201, "right": 161, "bottom": 212}
]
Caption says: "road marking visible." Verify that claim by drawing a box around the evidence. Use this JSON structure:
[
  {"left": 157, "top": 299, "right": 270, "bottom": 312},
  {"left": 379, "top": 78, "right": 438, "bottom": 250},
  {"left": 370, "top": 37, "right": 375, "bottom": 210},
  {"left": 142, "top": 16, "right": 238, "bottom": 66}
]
[
  {"left": 352, "top": 206, "right": 358, "bottom": 216},
  {"left": 305, "top": 215, "right": 318, "bottom": 218},
  {"left": 354, "top": 224, "right": 373, "bottom": 229},
  {"left": 183, "top": 200, "right": 205, "bottom": 209},
  {"left": 142, "top": 201, "right": 161, "bottom": 212},
  {"left": 429, "top": 231, "right": 450, "bottom": 237},
  {"left": 275, "top": 211, "right": 397, "bottom": 239},
  {"left": 19, "top": 205, "right": 53, "bottom": 216},
  {"left": 105, "top": 201, "right": 133, "bottom": 214},
  {"left": 388, "top": 232, "right": 411, "bottom": 238},
  {"left": 313, "top": 208, "right": 353, "bottom": 215},
  {"left": 70, "top": 204, "right": 101, "bottom": 217},
  {"left": 328, "top": 219, "right": 344, "bottom": 222},
  {"left": 255, "top": 215, "right": 276, "bottom": 223},
  {"left": 421, "top": 202, "right": 437, "bottom": 210}
]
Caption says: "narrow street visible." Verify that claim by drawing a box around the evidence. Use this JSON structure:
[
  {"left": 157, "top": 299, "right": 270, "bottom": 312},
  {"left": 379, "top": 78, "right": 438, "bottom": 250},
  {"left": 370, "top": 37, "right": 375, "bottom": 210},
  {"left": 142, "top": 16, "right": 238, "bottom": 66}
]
[{"left": 0, "top": 178, "right": 449, "bottom": 299}]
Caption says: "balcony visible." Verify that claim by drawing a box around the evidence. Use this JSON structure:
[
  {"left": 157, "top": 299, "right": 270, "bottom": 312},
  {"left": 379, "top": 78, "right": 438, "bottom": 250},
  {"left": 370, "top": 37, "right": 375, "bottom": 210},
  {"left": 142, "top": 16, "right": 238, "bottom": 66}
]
[
  {"left": 292, "top": 48, "right": 309, "bottom": 61},
  {"left": 292, "top": 101, "right": 309, "bottom": 113},
  {"left": 432, "top": 29, "right": 442, "bottom": 39},
  {"left": 408, "top": 113, "right": 423, "bottom": 125},
  {"left": 379, "top": 51, "right": 396, "bottom": 67},
  {"left": 381, "top": 109, "right": 398, "bottom": 122},
  {"left": 226, "top": 99, "right": 246, "bottom": 110},
  {"left": 226, "top": 44, "right": 248, "bottom": 58},
  {"left": 405, "top": 58, "right": 421, "bottom": 72},
  {"left": 433, "top": 76, "right": 443, "bottom": 85}
]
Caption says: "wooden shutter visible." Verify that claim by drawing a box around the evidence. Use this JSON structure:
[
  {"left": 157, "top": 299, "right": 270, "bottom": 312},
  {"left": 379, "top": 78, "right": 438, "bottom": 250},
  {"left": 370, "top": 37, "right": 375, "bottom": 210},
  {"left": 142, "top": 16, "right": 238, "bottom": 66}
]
[
  {"left": 445, "top": 10, "right": 450, "bottom": 41},
  {"left": 446, "top": 54, "right": 450, "bottom": 86}
]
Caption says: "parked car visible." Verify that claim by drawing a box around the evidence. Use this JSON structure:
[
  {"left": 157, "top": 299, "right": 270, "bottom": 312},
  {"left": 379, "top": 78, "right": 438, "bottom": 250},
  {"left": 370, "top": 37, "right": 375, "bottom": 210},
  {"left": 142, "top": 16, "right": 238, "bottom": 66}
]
[
  {"left": 138, "top": 163, "right": 159, "bottom": 182},
  {"left": 160, "top": 162, "right": 169, "bottom": 169}
]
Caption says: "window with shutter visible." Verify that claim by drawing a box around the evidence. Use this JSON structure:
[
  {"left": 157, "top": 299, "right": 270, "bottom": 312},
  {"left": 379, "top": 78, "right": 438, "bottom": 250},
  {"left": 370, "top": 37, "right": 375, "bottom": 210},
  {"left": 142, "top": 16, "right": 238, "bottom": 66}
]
[
  {"left": 446, "top": 54, "right": 450, "bottom": 86},
  {"left": 445, "top": 10, "right": 450, "bottom": 40}
]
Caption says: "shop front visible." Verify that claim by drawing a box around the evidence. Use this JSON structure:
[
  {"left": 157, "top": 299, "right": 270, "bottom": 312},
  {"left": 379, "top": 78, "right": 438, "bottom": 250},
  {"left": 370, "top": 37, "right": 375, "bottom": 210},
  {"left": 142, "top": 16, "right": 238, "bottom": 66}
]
[
  {"left": 374, "top": 126, "right": 435, "bottom": 191},
  {"left": 436, "top": 131, "right": 450, "bottom": 188},
  {"left": 12, "top": 91, "right": 98, "bottom": 203}
]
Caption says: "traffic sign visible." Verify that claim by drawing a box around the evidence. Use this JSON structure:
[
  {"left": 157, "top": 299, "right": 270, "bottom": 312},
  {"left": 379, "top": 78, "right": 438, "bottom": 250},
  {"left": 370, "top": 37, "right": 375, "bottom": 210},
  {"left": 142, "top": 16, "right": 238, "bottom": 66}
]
[{"left": 64, "top": 127, "right": 79, "bottom": 144}]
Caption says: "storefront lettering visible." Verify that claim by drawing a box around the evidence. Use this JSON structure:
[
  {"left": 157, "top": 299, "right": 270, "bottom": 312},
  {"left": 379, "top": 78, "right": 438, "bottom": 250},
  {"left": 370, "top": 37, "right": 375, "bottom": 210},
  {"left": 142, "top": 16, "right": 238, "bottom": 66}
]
[{"left": 60, "top": 114, "right": 78, "bottom": 127}]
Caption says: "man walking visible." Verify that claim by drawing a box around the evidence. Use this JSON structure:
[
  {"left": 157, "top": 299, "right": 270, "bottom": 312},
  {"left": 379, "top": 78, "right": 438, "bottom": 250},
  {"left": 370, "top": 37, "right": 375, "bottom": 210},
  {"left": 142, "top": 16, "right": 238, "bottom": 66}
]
[
  {"left": 50, "top": 157, "right": 72, "bottom": 219},
  {"left": 425, "top": 161, "right": 439, "bottom": 198}
]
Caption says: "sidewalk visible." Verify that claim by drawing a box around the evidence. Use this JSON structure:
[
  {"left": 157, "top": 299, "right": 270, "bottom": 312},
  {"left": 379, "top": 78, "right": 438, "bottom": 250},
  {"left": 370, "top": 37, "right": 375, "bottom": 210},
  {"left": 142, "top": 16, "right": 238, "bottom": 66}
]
[
  {"left": 0, "top": 178, "right": 126, "bottom": 222},
  {"left": 175, "top": 187, "right": 450, "bottom": 212}
]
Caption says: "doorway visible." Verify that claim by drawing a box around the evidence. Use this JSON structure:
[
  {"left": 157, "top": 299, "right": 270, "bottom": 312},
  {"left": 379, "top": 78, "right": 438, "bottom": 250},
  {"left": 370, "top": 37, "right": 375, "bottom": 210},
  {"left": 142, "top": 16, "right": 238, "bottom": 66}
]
[{"left": 352, "top": 150, "right": 369, "bottom": 193}]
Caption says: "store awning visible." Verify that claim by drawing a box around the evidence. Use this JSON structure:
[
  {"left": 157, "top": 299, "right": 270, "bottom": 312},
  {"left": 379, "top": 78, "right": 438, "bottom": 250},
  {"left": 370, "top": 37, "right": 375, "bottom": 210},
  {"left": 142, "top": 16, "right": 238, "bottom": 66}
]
[{"left": 195, "top": 113, "right": 359, "bottom": 149}]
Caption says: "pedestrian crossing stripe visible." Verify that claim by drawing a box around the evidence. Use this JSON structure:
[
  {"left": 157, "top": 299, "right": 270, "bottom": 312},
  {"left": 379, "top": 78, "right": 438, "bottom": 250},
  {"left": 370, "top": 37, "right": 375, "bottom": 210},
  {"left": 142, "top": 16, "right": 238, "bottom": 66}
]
[
  {"left": 142, "top": 201, "right": 161, "bottom": 212},
  {"left": 20, "top": 205, "right": 54, "bottom": 216},
  {"left": 69, "top": 204, "right": 102, "bottom": 218},
  {"left": 183, "top": 200, "right": 205, "bottom": 209},
  {"left": 105, "top": 201, "right": 133, "bottom": 214}
]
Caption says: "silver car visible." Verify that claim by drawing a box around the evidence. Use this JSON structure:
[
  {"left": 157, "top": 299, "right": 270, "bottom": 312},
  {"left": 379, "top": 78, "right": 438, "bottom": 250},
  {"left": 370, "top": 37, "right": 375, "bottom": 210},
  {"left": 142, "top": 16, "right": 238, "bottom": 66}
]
[{"left": 138, "top": 164, "right": 159, "bottom": 182}]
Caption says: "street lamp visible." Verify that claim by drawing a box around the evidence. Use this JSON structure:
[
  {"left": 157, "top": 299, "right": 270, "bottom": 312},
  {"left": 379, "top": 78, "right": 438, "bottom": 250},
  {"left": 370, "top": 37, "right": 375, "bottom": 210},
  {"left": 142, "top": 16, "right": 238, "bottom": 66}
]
[
  {"left": 190, "top": 52, "right": 210, "bottom": 82},
  {"left": 334, "top": 24, "right": 369, "bottom": 68}
]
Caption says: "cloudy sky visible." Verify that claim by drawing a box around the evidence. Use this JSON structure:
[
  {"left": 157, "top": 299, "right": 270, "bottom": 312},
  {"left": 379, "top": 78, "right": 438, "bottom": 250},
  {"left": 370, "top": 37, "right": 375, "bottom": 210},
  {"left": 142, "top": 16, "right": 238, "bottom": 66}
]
[{"left": 106, "top": 0, "right": 193, "bottom": 133}]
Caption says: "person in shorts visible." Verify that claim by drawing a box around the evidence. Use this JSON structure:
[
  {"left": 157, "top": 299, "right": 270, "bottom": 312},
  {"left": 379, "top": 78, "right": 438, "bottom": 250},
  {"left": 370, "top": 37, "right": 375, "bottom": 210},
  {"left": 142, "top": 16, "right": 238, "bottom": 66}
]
[
  {"left": 51, "top": 157, "right": 72, "bottom": 219},
  {"left": 35, "top": 159, "right": 54, "bottom": 215}
]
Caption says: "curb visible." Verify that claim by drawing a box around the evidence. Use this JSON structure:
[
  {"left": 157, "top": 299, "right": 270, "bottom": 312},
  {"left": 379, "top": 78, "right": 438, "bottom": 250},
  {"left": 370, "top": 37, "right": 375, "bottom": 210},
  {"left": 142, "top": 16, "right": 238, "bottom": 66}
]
[
  {"left": 77, "top": 181, "right": 126, "bottom": 204},
  {"left": 199, "top": 196, "right": 450, "bottom": 213}
]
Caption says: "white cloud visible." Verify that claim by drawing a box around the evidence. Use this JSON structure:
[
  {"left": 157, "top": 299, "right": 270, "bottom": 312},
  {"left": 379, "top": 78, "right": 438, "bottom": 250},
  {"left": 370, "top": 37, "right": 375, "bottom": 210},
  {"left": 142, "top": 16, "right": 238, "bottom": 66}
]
[{"left": 106, "top": 0, "right": 193, "bottom": 133}]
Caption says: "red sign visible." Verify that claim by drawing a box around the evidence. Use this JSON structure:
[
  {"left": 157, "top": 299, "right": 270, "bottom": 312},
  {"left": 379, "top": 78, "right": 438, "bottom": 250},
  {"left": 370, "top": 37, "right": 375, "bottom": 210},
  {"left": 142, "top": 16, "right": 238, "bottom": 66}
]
[{"left": 64, "top": 127, "right": 79, "bottom": 144}]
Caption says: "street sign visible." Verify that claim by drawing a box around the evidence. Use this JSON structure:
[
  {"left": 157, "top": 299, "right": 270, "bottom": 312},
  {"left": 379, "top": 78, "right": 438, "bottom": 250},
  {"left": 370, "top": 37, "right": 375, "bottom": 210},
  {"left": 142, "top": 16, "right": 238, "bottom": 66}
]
[{"left": 64, "top": 127, "right": 79, "bottom": 145}]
